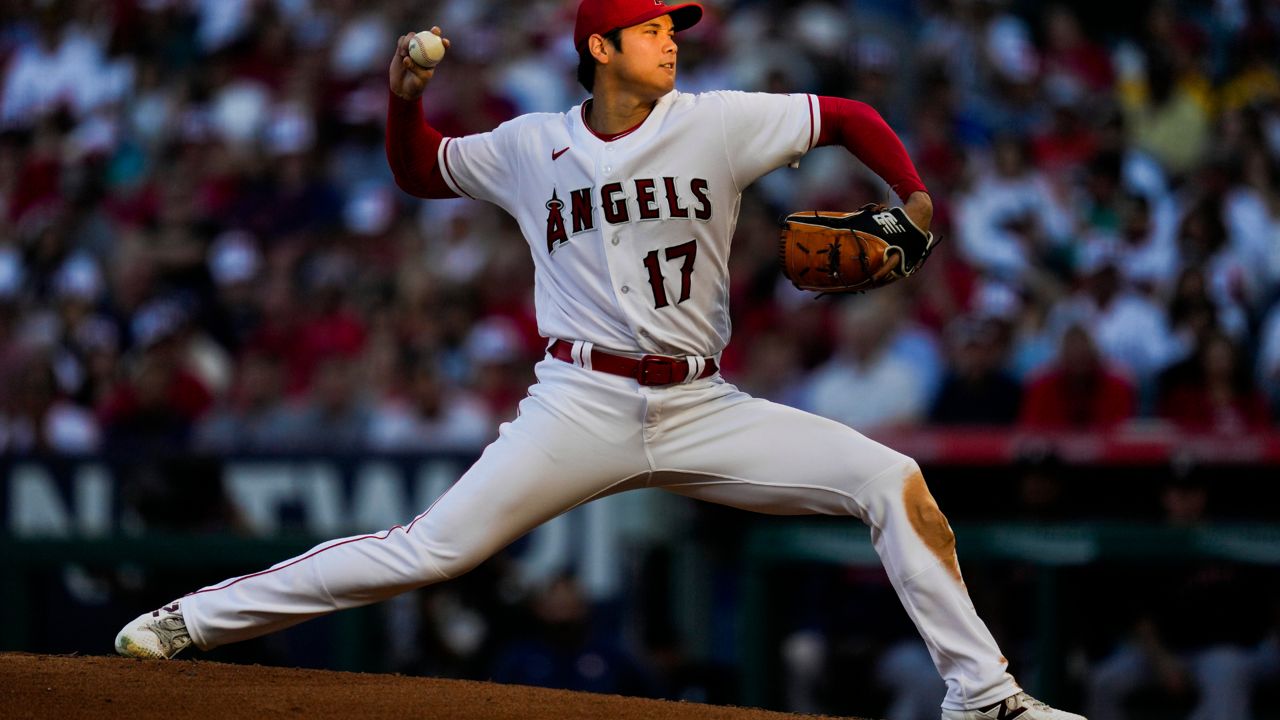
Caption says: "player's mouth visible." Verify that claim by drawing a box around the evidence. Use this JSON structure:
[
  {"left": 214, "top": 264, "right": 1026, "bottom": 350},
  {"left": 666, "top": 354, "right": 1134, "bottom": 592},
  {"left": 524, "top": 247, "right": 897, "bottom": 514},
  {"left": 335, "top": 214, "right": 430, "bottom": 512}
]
[{"left": 660, "top": 62, "right": 675, "bottom": 73}]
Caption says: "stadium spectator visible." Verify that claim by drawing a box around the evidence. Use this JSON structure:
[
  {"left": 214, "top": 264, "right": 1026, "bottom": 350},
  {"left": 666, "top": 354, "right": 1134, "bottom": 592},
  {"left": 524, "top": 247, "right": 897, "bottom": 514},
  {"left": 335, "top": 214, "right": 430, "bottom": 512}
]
[
  {"left": 929, "top": 314, "right": 1021, "bottom": 425},
  {"left": 1156, "top": 330, "right": 1271, "bottom": 433},
  {"left": 0, "top": 253, "right": 26, "bottom": 382},
  {"left": 1, "top": 3, "right": 105, "bottom": 128},
  {"left": 272, "top": 353, "right": 373, "bottom": 452},
  {"left": 1019, "top": 324, "right": 1136, "bottom": 430},
  {"left": 463, "top": 316, "right": 533, "bottom": 425},
  {"left": 0, "top": 352, "right": 99, "bottom": 453},
  {"left": 1116, "top": 46, "right": 1210, "bottom": 180},
  {"left": 367, "top": 354, "right": 494, "bottom": 451},
  {"left": 1076, "top": 193, "right": 1179, "bottom": 297},
  {"left": 1258, "top": 300, "right": 1280, "bottom": 413},
  {"left": 39, "top": 253, "right": 112, "bottom": 398},
  {"left": 97, "top": 300, "right": 213, "bottom": 453},
  {"left": 1038, "top": 5, "right": 1113, "bottom": 98},
  {"left": 1165, "top": 266, "right": 1246, "bottom": 362},
  {"left": 1178, "top": 191, "right": 1260, "bottom": 325},
  {"left": 953, "top": 135, "right": 1073, "bottom": 284},
  {"left": 418, "top": 198, "right": 497, "bottom": 287},
  {"left": 1045, "top": 260, "right": 1177, "bottom": 388},
  {"left": 192, "top": 350, "right": 293, "bottom": 453},
  {"left": 732, "top": 329, "right": 808, "bottom": 408},
  {"left": 1029, "top": 99, "right": 1098, "bottom": 182},
  {"left": 203, "top": 229, "right": 264, "bottom": 354},
  {"left": 801, "top": 292, "right": 937, "bottom": 430},
  {"left": 1222, "top": 148, "right": 1280, "bottom": 298},
  {"left": 294, "top": 255, "right": 367, "bottom": 367},
  {"left": 1006, "top": 291, "right": 1059, "bottom": 381}
]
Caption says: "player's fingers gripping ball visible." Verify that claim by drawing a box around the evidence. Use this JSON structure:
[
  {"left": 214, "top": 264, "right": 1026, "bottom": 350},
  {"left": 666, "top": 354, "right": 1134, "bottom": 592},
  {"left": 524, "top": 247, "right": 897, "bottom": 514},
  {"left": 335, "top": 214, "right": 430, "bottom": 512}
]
[
  {"left": 408, "top": 30, "right": 446, "bottom": 68},
  {"left": 778, "top": 203, "right": 938, "bottom": 294}
]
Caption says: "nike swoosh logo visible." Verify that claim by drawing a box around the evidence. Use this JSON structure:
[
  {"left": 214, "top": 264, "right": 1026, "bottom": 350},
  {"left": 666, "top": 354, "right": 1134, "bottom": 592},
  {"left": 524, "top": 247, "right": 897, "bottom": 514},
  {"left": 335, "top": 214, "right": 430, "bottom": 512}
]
[{"left": 552, "top": 147, "right": 570, "bottom": 161}]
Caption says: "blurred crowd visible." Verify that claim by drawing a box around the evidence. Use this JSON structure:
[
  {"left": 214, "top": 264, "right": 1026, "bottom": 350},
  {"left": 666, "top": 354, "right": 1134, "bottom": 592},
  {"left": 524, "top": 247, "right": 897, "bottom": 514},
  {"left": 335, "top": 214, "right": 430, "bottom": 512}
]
[
  {"left": 4, "top": 1, "right": 1280, "bottom": 716},
  {"left": 2, "top": 0, "right": 1280, "bottom": 455}
]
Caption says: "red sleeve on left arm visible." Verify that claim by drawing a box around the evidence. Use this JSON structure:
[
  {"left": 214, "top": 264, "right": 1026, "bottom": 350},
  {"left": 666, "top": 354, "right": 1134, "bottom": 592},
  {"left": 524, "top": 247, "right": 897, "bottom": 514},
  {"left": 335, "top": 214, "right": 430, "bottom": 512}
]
[{"left": 816, "top": 96, "right": 927, "bottom": 202}]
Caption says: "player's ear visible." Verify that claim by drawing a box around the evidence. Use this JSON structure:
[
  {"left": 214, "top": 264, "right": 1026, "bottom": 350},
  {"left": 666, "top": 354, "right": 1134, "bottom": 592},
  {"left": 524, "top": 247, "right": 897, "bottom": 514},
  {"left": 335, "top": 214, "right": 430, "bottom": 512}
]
[{"left": 588, "top": 34, "right": 611, "bottom": 64}]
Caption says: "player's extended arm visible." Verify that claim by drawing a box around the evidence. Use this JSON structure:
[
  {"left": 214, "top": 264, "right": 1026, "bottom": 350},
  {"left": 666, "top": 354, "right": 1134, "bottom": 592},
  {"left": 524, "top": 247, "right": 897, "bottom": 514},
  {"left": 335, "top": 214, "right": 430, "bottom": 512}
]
[
  {"left": 386, "top": 28, "right": 458, "bottom": 199},
  {"left": 816, "top": 96, "right": 932, "bottom": 232}
]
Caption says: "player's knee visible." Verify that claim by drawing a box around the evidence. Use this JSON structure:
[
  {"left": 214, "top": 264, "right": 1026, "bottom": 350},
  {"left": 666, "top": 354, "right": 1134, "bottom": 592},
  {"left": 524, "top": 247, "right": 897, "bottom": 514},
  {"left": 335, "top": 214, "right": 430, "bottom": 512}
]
[
  {"left": 404, "top": 529, "right": 487, "bottom": 583},
  {"left": 858, "top": 458, "right": 929, "bottom": 513},
  {"left": 860, "top": 459, "right": 961, "bottom": 579},
  {"left": 420, "top": 542, "right": 487, "bottom": 581},
  {"left": 898, "top": 463, "right": 956, "bottom": 556}
]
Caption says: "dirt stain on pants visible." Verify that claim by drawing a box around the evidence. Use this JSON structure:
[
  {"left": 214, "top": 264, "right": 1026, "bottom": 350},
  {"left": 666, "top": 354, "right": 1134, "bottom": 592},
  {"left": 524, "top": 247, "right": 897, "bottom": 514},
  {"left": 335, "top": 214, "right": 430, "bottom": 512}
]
[{"left": 903, "top": 470, "right": 964, "bottom": 585}]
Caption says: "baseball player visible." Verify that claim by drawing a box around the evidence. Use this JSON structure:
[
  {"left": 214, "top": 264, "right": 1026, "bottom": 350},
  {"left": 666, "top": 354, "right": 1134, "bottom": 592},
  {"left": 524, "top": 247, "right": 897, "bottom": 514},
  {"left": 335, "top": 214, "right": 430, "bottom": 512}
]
[{"left": 116, "top": 2, "right": 1086, "bottom": 718}]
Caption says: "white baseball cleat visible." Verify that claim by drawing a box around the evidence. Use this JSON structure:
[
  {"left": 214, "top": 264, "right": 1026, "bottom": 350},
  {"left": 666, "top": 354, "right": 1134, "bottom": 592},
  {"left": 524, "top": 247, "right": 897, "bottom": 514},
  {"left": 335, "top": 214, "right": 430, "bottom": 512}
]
[
  {"left": 941, "top": 692, "right": 1087, "bottom": 720},
  {"left": 114, "top": 601, "right": 192, "bottom": 659}
]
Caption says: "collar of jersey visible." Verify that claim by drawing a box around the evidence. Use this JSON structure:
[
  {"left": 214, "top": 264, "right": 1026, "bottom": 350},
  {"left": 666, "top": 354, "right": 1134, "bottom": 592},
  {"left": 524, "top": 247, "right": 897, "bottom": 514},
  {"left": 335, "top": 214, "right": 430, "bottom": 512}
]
[{"left": 577, "top": 90, "right": 677, "bottom": 144}]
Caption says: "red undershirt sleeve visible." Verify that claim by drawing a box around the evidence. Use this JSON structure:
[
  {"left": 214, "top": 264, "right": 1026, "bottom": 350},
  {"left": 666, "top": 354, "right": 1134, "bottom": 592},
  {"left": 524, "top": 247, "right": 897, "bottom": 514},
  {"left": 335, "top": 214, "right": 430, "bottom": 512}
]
[
  {"left": 816, "top": 95, "right": 927, "bottom": 203},
  {"left": 385, "top": 92, "right": 458, "bottom": 199}
]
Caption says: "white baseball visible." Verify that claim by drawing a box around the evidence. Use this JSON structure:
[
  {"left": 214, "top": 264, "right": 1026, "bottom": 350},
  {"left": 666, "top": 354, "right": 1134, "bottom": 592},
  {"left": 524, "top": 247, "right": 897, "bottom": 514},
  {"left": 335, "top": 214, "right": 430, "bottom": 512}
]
[{"left": 408, "top": 31, "right": 446, "bottom": 69}]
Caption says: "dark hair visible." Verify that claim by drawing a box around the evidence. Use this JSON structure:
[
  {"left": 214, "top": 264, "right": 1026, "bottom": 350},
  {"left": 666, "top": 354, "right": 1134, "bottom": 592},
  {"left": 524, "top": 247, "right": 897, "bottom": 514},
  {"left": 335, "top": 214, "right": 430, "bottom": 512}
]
[{"left": 576, "top": 28, "right": 623, "bottom": 93}]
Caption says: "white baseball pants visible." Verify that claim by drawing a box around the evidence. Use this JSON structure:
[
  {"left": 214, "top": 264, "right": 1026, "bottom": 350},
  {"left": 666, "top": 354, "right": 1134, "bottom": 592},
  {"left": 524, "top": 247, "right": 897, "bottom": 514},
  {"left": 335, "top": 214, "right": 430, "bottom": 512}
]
[{"left": 181, "top": 357, "right": 1019, "bottom": 710}]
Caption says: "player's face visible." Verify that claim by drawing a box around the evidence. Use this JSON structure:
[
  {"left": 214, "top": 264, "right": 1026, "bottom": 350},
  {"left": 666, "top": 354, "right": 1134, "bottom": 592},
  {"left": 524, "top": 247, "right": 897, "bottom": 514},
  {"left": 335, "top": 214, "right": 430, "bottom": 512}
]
[{"left": 614, "top": 14, "right": 679, "bottom": 97}]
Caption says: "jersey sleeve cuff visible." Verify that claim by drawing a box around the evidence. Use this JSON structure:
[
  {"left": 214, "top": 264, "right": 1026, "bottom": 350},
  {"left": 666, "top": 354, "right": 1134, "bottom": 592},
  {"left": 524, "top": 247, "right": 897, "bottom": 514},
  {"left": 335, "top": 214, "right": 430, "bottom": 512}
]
[
  {"left": 807, "top": 94, "right": 821, "bottom": 152},
  {"left": 437, "top": 137, "right": 474, "bottom": 200}
]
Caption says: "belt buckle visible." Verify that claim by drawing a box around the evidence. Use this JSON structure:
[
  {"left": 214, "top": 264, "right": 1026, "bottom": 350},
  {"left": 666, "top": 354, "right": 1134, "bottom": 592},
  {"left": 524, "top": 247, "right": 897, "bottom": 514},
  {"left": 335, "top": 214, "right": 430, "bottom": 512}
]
[{"left": 638, "top": 355, "right": 681, "bottom": 386}]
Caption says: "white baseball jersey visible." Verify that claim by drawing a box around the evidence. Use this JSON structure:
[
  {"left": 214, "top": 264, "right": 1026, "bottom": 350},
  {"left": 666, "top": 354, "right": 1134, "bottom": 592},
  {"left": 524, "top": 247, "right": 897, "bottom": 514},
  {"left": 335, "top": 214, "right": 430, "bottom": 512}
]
[{"left": 436, "top": 89, "right": 820, "bottom": 357}]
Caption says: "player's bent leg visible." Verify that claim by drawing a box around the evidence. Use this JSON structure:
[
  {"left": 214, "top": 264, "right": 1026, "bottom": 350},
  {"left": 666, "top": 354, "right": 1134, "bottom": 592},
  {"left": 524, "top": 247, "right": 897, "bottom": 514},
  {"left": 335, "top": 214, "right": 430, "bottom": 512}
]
[
  {"left": 645, "top": 384, "right": 1085, "bottom": 718},
  {"left": 119, "top": 360, "right": 650, "bottom": 655},
  {"left": 656, "top": 456, "right": 1020, "bottom": 712}
]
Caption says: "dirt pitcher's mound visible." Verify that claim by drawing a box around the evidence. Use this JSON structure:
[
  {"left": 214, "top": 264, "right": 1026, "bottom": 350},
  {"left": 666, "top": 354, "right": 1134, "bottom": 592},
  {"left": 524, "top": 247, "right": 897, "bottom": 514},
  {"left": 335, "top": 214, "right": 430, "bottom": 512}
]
[{"left": 0, "top": 653, "right": 864, "bottom": 720}]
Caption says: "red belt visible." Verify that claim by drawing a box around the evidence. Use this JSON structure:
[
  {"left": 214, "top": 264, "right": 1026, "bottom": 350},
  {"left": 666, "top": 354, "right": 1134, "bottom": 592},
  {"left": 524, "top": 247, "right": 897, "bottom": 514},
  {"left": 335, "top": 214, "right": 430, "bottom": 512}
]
[{"left": 548, "top": 339, "right": 718, "bottom": 386}]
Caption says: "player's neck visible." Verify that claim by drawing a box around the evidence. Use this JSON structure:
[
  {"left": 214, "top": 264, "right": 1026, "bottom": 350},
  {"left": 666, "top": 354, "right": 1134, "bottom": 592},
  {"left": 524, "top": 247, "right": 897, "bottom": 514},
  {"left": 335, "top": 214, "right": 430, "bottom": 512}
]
[{"left": 585, "top": 87, "right": 660, "bottom": 136}]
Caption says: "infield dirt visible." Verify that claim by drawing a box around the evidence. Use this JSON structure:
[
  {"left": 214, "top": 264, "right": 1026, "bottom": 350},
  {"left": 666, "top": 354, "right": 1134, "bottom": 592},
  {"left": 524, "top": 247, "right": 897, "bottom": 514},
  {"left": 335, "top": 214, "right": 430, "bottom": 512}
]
[{"left": 0, "top": 653, "right": 866, "bottom": 719}]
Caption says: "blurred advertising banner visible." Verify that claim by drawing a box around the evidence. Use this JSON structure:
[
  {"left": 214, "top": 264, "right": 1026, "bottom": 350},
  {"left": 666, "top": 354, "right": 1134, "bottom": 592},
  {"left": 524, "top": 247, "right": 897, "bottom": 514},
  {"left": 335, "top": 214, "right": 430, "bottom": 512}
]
[
  {"left": 3, "top": 454, "right": 471, "bottom": 539},
  {"left": 0, "top": 453, "right": 640, "bottom": 600}
]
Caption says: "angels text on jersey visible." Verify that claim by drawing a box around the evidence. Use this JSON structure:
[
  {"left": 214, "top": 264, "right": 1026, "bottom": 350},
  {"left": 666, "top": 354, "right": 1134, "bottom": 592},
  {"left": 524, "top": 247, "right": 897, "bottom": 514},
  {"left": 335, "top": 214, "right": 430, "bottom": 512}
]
[{"left": 543, "top": 177, "right": 712, "bottom": 254}]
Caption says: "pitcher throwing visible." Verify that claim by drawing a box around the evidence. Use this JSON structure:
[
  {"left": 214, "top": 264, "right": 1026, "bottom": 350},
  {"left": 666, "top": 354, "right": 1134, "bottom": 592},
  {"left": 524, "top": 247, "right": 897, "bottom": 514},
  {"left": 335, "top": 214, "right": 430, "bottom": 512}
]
[{"left": 116, "top": 2, "right": 1086, "bottom": 718}]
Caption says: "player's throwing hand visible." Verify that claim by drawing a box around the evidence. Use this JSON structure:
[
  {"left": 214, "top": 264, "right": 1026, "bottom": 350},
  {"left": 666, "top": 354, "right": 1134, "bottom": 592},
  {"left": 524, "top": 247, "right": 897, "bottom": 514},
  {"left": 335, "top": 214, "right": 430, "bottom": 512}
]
[{"left": 389, "top": 27, "right": 450, "bottom": 101}]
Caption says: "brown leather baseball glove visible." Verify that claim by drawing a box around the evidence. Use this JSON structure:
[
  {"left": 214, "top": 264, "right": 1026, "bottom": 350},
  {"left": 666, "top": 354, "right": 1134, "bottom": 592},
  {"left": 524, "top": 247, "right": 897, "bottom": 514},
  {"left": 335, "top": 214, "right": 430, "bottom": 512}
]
[{"left": 778, "top": 203, "right": 938, "bottom": 294}]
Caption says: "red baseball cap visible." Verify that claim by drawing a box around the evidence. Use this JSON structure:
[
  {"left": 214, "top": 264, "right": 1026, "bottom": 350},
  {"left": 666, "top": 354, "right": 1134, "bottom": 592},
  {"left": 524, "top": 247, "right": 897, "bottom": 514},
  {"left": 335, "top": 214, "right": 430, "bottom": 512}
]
[{"left": 574, "top": 0, "right": 704, "bottom": 50}]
